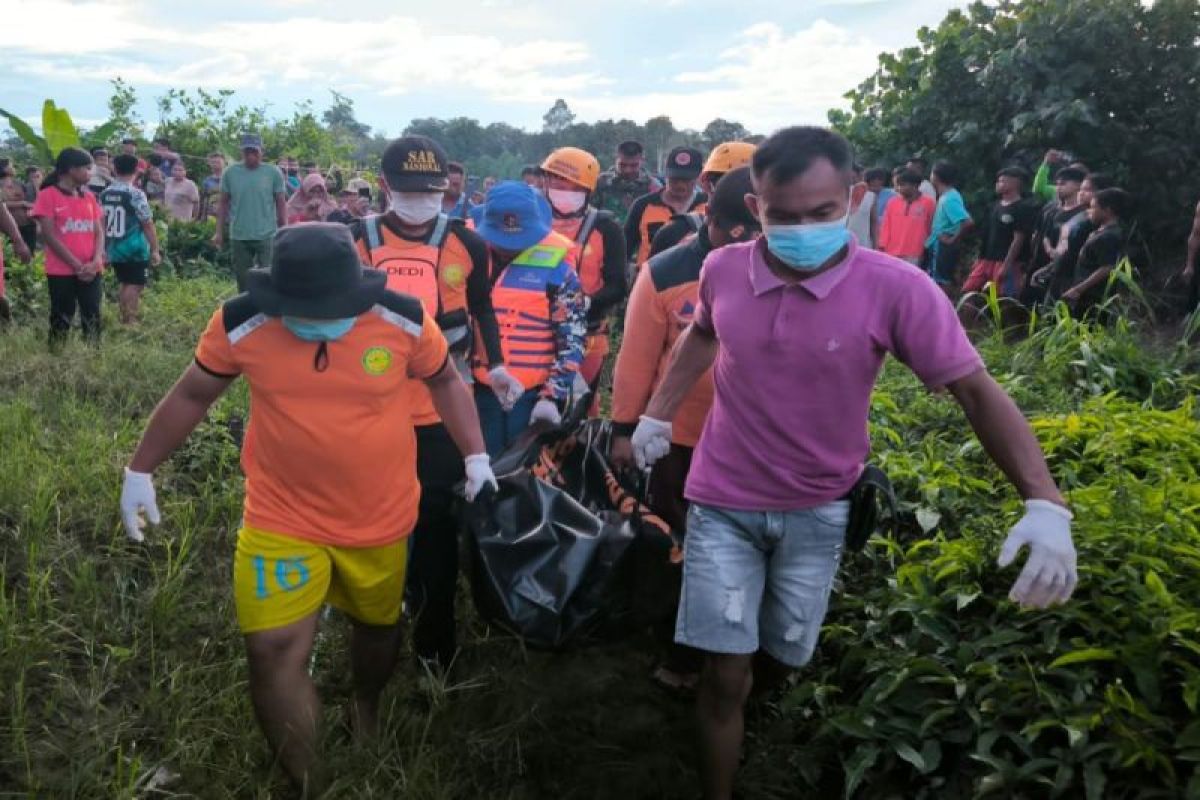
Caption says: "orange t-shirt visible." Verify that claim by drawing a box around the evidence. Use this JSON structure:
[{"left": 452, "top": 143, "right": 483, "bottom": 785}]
[
  {"left": 611, "top": 233, "right": 713, "bottom": 447},
  {"left": 194, "top": 292, "right": 449, "bottom": 547},
  {"left": 877, "top": 194, "right": 935, "bottom": 260}
]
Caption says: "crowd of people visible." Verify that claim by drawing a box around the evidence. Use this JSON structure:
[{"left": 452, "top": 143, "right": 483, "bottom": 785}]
[
  {"left": 832, "top": 153, "right": 1144, "bottom": 318},
  {"left": 0, "top": 120, "right": 1192, "bottom": 799}
]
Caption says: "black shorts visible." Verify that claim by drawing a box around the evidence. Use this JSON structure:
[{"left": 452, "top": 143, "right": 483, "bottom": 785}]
[{"left": 112, "top": 261, "right": 149, "bottom": 286}]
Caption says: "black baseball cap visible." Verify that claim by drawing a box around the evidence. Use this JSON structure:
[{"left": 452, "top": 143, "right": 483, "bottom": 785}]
[
  {"left": 381, "top": 135, "right": 450, "bottom": 192},
  {"left": 665, "top": 146, "right": 703, "bottom": 180}
]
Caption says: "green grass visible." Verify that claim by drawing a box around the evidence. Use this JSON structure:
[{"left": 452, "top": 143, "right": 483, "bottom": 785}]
[
  {"left": 0, "top": 275, "right": 708, "bottom": 799},
  {"left": 1, "top": 269, "right": 1198, "bottom": 798}
]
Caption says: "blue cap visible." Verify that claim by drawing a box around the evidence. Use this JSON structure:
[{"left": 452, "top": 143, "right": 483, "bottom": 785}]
[
  {"left": 239, "top": 132, "right": 263, "bottom": 151},
  {"left": 474, "top": 180, "right": 551, "bottom": 252}
]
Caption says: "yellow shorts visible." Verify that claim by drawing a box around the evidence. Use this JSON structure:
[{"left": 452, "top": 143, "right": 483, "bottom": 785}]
[{"left": 233, "top": 525, "right": 409, "bottom": 634}]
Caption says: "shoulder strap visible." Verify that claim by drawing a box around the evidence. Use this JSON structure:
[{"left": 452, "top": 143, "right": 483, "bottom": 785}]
[
  {"left": 575, "top": 207, "right": 600, "bottom": 246},
  {"left": 364, "top": 214, "right": 383, "bottom": 252},
  {"left": 428, "top": 213, "right": 450, "bottom": 248}
]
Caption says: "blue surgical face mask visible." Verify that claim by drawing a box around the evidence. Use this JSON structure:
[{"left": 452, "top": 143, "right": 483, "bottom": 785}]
[
  {"left": 282, "top": 316, "right": 356, "bottom": 342},
  {"left": 765, "top": 217, "right": 851, "bottom": 272}
]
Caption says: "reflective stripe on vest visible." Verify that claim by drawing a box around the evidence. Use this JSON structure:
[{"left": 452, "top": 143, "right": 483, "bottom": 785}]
[
  {"left": 360, "top": 213, "right": 451, "bottom": 316},
  {"left": 473, "top": 233, "right": 571, "bottom": 391}
]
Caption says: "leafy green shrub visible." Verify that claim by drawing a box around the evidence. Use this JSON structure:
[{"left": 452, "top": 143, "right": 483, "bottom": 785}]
[
  {"left": 748, "top": 318, "right": 1200, "bottom": 799},
  {"left": 1, "top": 242, "right": 46, "bottom": 321}
]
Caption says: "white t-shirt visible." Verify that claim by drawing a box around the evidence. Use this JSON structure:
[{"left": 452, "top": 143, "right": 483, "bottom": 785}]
[
  {"left": 164, "top": 178, "right": 200, "bottom": 221},
  {"left": 848, "top": 189, "right": 877, "bottom": 249}
]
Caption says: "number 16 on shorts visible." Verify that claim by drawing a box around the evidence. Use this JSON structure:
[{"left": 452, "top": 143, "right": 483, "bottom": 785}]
[{"left": 251, "top": 555, "right": 311, "bottom": 598}]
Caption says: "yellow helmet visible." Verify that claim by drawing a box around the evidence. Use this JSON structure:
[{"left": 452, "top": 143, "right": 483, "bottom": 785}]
[
  {"left": 703, "top": 141, "right": 757, "bottom": 176},
  {"left": 540, "top": 147, "right": 601, "bottom": 192}
]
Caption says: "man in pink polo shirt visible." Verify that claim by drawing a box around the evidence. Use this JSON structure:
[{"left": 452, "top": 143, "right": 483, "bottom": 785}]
[{"left": 631, "top": 126, "right": 1078, "bottom": 800}]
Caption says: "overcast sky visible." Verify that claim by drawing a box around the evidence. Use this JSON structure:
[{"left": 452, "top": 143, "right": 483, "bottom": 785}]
[{"left": 1, "top": 0, "right": 967, "bottom": 136}]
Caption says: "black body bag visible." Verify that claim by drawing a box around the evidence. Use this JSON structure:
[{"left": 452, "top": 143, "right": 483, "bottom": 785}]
[{"left": 462, "top": 417, "right": 647, "bottom": 650}]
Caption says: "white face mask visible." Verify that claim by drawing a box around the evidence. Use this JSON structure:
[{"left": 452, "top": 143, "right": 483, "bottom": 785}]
[
  {"left": 389, "top": 191, "right": 444, "bottom": 225},
  {"left": 547, "top": 188, "right": 587, "bottom": 215}
]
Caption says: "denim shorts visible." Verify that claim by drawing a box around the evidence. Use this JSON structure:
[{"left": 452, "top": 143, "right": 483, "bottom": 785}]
[{"left": 674, "top": 501, "right": 848, "bottom": 667}]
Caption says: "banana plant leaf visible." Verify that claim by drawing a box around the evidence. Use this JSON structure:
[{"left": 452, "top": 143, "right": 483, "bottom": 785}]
[
  {"left": 41, "top": 100, "right": 80, "bottom": 158},
  {"left": 0, "top": 107, "right": 51, "bottom": 163}
]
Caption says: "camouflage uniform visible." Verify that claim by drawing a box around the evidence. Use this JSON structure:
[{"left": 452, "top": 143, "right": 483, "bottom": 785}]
[{"left": 593, "top": 169, "right": 663, "bottom": 226}]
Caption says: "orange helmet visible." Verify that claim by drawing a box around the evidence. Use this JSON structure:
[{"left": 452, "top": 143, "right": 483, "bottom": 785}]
[
  {"left": 703, "top": 141, "right": 757, "bottom": 176},
  {"left": 540, "top": 147, "right": 601, "bottom": 192}
]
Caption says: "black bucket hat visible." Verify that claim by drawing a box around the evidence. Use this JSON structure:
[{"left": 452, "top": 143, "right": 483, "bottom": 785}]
[{"left": 247, "top": 223, "right": 386, "bottom": 319}]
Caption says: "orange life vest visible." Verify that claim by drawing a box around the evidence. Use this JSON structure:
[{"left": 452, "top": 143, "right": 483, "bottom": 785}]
[
  {"left": 356, "top": 213, "right": 474, "bottom": 425},
  {"left": 551, "top": 207, "right": 604, "bottom": 296},
  {"left": 473, "top": 231, "right": 577, "bottom": 392}
]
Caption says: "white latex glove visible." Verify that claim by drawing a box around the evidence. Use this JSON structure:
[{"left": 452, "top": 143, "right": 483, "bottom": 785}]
[
  {"left": 631, "top": 415, "right": 672, "bottom": 470},
  {"left": 488, "top": 366, "right": 525, "bottom": 412},
  {"left": 463, "top": 453, "right": 498, "bottom": 502},
  {"left": 120, "top": 467, "right": 161, "bottom": 542},
  {"left": 529, "top": 398, "right": 562, "bottom": 426},
  {"left": 998, "top": 499, "right": 1077, "bottom": 608}
]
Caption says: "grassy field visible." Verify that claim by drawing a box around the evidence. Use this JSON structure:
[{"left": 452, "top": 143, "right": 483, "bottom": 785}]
[{"left": 1, "top": 265, "right": 1199, "bottom": 799}]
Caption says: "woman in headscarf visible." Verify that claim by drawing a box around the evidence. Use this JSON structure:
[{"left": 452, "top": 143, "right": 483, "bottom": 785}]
[
  {"left": 326, "top": 179, "right": 373, "bottom": 226},
  {"left": 286, "top": 172, "right": 338, "bottom": 223}
]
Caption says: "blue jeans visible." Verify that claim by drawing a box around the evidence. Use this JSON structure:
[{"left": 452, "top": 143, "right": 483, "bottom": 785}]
[
  {"left": 924, "top": 240, "right": 960, "bottom": 286},
  {"left": 675, "top": 501, "right": 848, "bottom": 667},
  {"left": 474, "top": 385, "right": 540, "bottom": 457}
]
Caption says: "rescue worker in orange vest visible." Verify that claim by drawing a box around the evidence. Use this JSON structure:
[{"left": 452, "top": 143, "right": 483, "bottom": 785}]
[
  {"left": 624, "top": 145, "right": 706, "bottom": 270},
  {"left": 352, "top": 135, "right": 521, "bottom": 673},
  {"left": 470, "top": 181, "right": 587, "bottom": 455},
  {"left": 649, "top": 141, "right": 756, "bottom": 258},
  {"left": 539, "top": 147, "right": 627, "bottom": 403},
  {"left": 610, "top": 168, "right": 761, "bottom": 693}
]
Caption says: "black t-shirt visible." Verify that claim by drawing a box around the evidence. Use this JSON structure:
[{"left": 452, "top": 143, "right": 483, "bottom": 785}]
[
  {"left": 1074, "top": 224, "right": 1124, "bottom": 284},
  {"left": 649, "top": 213, "right": 704, "bottom": 259},
  {"left": 982, "top": 197, "right": 1039, "bottom": 262},
  {"left": 1032, "top": 201, "right": 1086, "bottom": 269}
]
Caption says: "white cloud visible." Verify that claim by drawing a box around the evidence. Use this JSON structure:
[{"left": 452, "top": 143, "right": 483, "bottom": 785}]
[
  {"left": 593, "top": 19, "right": 880, "bottom": 131},
  {"left": 3, "top": 4, "right": 603, "bottom": 101},
  {"left": 1, "top": 3, "right": 892, "bottom": 133},
  {"left": 2, "top": 0, "right": 161, "bottom": 54}
]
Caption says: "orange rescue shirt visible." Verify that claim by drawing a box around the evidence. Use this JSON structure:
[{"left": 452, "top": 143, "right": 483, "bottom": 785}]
[
  {"left": 611, "top": 231, "right": 714, "bottom": 447},
  {"left": 194, "top": 292, "right": 449, "bottom": 547}
]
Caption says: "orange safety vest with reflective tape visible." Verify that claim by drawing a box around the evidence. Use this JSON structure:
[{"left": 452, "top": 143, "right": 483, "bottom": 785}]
[
  {"left": 473, "top": 230, "right": 577, "bottom": 391},
  {"left": 355, "top": 213, "right": 473, "bottom": 424}
]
